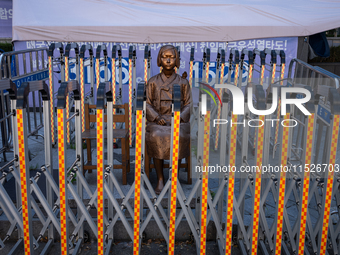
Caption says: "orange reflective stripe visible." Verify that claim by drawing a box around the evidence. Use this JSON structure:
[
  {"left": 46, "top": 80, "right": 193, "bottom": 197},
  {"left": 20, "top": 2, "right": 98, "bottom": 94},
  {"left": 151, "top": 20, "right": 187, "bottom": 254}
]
[
  {"left": 96, "top": 58, "right": 100, "bottom": 89},
  {"left": 133, "top": 110, "right": 143, "bottom": 254},
  {"left": 298, "top": 113, "right": 314, "bottom": 255},
  {"left": 48, "top": 57, "right": 55, "bottom": 144},
  {"left": 320, "top": 115, "right": 340, "bottom": 254},
  {"left": 280, "top": 63, "right": 285, "bottom": 86},
  {"left": 80, "top": 58, "right": 85, "bottom": 132},
  {"left": 97, "top": 109, "right": 104, "bottom": 255},
  {"left": 168, "top": 111, "right": 181, "bottom": 255},
  {"left": 57, "top": 109, "right": 68, "bottom": 255},
  {"left": 234, "top": 64, "right": 239, "bottom": 86},
  {"left": 65, "top": 57, "right": 70, "bottom": 143},
  {"left": 199, "top": 111, "right": 211, "bottom": 255},
  {"left": 112, "top": 58, "right": 116, "bottom": 142},
  {"left": 205, "top": 62, "right": 210, "bottom": 83},
  {"left": 275, "top": 113, "right": 290, "bottom": 255},
  {"left": 251, "top": 115, "right": 265, "bottom": 255},
  {"left": 225, "top": 113, "right": 237, "bottom": 255},
  {"left": 248, "top": 65, "right": 253, "bottom": 83},
  {"left": 271, "top": 63, "right": 276, "bottom": 84},
  {"left": 260, "top": 65, "right": 265, "bottom": 86},
  {"left": 129, "top": 59, "right": 133, "bottom": 147},
  {"left": 17, "top": 109, "right": 31, "bottom": 255},
  {"left": 144, "top": 59, "right": 148, "bottom": 82},
  {"left": 189, "top": 61, "right": 193, "bottom": 89}
]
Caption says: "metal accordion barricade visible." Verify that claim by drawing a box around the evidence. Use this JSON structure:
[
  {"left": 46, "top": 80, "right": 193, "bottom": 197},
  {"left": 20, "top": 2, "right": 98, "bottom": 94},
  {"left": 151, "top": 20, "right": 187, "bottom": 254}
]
[
  {"left": 96, "top": 81, "right": 135, "bottom": 255},
  {"left": 0, "top": 47, "right": 49, "bottom": 158},
  {"left": 133, "top": 82, "right": 208, "bottom": 255},
  {"left": 2, "top": 43, "right": 340, "bottom": 255},
  {"left": 1, "top": 80, "right": 57, "bottom": 255},
  {"left": 57, "top": 79, "right": 108, "bottom": 255}
]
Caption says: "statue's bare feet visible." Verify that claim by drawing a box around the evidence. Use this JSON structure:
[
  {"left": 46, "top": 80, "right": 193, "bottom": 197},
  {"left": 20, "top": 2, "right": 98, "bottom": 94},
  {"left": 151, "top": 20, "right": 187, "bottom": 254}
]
[{"left": 155, "top": 180, "right": 164, "bottom": 195}]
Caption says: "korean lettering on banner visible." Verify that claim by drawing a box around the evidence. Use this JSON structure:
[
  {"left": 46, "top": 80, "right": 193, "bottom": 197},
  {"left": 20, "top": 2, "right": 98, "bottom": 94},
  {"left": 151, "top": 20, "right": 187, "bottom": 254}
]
[
  {"left": 0, "top": 7, "right": 12, "bottom": 20},
  {"left": 0, "top": 1, "right": 14, "bottom": 38},
  {"left": 225, "top": 39, "right": 288, "bottom": 51}
]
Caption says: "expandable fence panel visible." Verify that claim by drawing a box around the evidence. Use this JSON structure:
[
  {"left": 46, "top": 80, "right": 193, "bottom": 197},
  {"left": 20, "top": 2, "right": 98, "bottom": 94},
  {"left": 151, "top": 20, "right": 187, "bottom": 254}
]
[{"left": 1, "top": 46, "right": 340, "bottom": 255}]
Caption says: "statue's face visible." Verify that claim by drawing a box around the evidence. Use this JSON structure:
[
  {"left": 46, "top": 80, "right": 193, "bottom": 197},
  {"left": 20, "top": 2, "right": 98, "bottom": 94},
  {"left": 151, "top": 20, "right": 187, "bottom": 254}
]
[{"left": 160, "top": 48, "right": 176, "bottom": 71}]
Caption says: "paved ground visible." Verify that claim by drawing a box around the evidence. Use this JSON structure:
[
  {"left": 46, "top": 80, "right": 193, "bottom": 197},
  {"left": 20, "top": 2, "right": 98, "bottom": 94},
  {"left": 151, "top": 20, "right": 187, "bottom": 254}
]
[
  {"left": 2, "top": 240, "right": 232, "bottom": 255},
  {"left": 0, "top": 108, "right": 338, "bottom": 254},
  {"left": 0, "top": 239, "right": 226, "bottom": 255}
]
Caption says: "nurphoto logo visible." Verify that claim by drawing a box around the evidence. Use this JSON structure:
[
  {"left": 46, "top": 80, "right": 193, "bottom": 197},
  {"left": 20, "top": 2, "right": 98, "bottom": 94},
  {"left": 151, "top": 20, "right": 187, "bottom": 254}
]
[{"left": 199, "top": 83, "right": 312, "bottom": 128}]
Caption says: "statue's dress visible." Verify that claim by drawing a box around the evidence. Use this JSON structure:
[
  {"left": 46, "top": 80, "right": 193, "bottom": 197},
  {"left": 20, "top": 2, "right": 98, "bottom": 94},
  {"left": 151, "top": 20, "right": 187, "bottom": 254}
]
[{"left": 145, "top": 72, "right": 191, "bottom": 160}]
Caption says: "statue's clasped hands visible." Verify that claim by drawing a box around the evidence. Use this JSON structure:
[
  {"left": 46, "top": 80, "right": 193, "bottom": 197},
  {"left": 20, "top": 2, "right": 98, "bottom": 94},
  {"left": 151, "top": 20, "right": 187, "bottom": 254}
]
[
  {"left": 155, "top": 116, "right": 167, "bottom": 126},
  {"left": 157, "top": 118, "right": 167, "bottom": 126}
]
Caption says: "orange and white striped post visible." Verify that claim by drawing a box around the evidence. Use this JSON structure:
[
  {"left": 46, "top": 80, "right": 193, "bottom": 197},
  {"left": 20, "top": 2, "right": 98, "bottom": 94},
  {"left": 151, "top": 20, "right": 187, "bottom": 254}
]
[
  {"left": 128, "top": 57, "right": 133, "bottom": 147},
  {"left": 298, "top": 113, "right": 315, "bottom": 255},
  {"left": 189, "top": 47, "right": 195, "bottom": 89},
  {"left": 79, "top": 57, "right": 85, "bottom": 133},
  {"left": 260, "top": 65, "right": 265, "bottom": 86},
  {"left": 16, "top": 100, "right": 34, "bottom": 255},
  {"left": 248, "top": 64, "right": 254, "bottom": 83},
  {"left": 199, "top": 109, "right": 211, "bottom": 255},
  {"left": 48, "top": 56, "right": 55, "bottom": 145},
  {"left": 271, "top": 63, "right": 276, "bottom": 85},
  {"left": 133, "top": 83, "right": 146, "bottom": 255},
  {"left": 133, "top": 109, "right": 143, "bottom": 255},
  {"left": 234, "top": 63, "right": 239, "bottom": 86},
  {"left": 57, "top": 106, "right": 69, "bottom": 255},
  {"left": 97, "top": 106, "right": 105, "bottom": 255},
  {"left": 144, "top": 45, "right": 150, "bottom": 83},
  {"left": 280, "top": 63, "right": 285, "bottom": 86},
  {"left": 96, "top": 57, "right": 100, "bottom": 89},
  {"left": 144, "top": 59, "right": 148, "bottom": 82},
  {"left": 274, "top": 112, "right": 291, "bottom": 255},
  {"left": 168, "top": 85, "right": 181, "bottom": 255},
  {"left": 319, "top": 90, "right": 340, "bottom": 254},
  {"left": 64, "top": 56, "right": 70, "bottom": 144},
  {"left": 111, "top": 46, "right": 117, "bottom": 143},
  {"left": 250, "top": 115, "right": 265, "bottom": 255},
  {"left": 224, "top": 113, "right": 237, "bottom": 255}
]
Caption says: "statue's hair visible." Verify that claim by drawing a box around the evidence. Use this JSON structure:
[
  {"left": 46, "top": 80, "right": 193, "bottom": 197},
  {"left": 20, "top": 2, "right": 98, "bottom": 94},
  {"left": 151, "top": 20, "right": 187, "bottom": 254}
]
[{"left": 157, "top": 45, "right": 180, "bottom": 68}]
